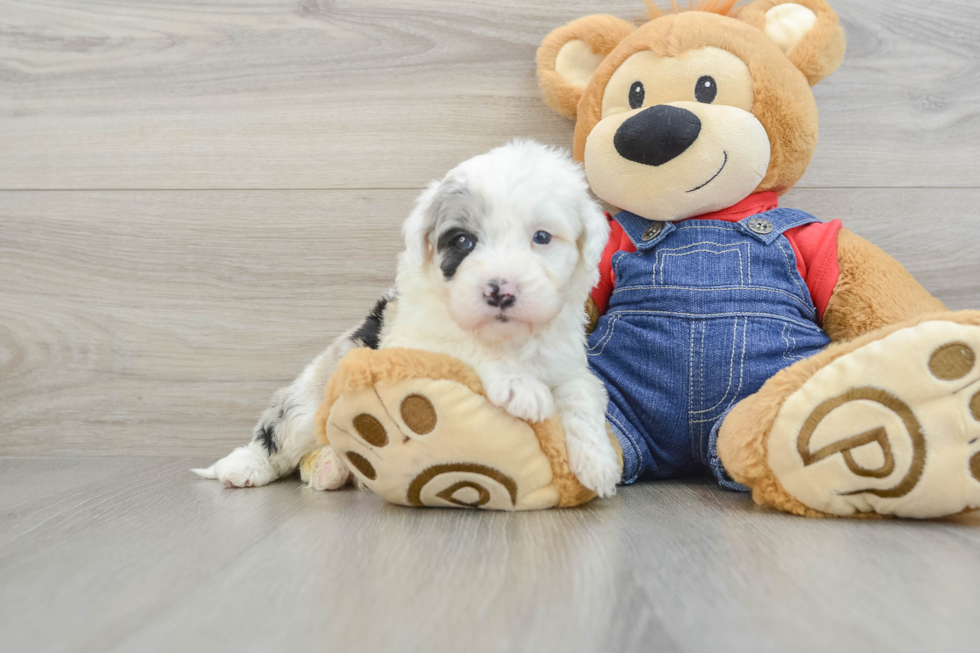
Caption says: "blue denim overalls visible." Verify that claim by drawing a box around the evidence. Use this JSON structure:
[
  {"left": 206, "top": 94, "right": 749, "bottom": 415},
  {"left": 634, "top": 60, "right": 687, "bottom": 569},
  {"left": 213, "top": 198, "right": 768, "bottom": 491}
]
[{"left": 587, "top": 208, "right": 832, "bottom": 488}]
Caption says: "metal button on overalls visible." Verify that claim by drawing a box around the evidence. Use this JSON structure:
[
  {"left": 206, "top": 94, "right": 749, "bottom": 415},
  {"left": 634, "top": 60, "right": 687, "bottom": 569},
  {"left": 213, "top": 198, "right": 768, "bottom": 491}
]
[
  {"left": 587, "top": 208, "right": 832, "bottom": 486},
  {"left": 641, "top": 221, "right": 664, "bottom": 241}
]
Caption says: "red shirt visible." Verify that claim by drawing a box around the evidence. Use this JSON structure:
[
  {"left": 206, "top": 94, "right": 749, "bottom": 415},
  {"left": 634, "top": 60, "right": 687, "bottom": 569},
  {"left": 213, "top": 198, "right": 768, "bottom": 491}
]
[{"left": 592, "top": 193, "right": 842, "bottom": 322}]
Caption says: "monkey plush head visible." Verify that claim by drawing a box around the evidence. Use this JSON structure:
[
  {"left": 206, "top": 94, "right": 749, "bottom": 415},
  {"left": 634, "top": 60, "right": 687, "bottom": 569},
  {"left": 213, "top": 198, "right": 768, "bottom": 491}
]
[{"left": 537, "top": 0, "right": 846, "bottom": 222}]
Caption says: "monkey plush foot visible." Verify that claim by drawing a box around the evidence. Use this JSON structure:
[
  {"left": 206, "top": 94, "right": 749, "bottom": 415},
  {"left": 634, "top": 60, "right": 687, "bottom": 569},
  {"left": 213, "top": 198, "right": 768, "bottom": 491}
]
[
  {"left": 719, "top": 312, "right": 980, "bottom": 519},
  {"left": 315, "top": 348, "right": 620, "bottom": 510}
]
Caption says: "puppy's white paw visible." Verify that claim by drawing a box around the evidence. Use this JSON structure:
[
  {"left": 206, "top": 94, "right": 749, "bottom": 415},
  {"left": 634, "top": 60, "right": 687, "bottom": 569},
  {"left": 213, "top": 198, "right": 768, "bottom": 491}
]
[
  {"left": 191, "top": 446, "right": 276, "bottom": 488},
  {"left": 486, "top": 375, "right": 555, "bottom": 422},
  {"left": 302, "top": 446, "right": 352, "bottom": 491},
  {"left": 565, "top": 429, "right": 620, "bottom": 498}
]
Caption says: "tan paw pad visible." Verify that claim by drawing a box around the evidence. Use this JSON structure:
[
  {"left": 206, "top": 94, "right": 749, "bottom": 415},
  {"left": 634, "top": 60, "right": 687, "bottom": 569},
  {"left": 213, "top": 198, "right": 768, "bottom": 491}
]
[
  {"left": 325, "top": 378, "right": 561, "bottom": 510},
  {"left": 400, "top": 394, "right": 437, "bottom": 434},
  {"left": 768, "top": 321, "right": 980, "bottom": 518},
  {"left": 928, "top": 342, "right": 975, "bottom": 381}
]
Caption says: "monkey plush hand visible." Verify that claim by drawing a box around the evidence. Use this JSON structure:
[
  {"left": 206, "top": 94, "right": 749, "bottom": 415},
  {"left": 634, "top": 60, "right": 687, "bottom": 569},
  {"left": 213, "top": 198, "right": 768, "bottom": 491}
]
[{"left": 536, "top": 0, "right": 980, "bottom": 518}]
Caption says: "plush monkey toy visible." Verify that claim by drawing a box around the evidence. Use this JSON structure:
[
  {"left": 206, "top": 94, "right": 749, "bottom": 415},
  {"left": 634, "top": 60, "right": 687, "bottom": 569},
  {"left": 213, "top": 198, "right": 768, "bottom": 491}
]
[
  {"left": 535, "top": 0, "right": 980, "bottom": 518},
  {"left": 318, "top": 0, "right": 980, "bottom": 517}
]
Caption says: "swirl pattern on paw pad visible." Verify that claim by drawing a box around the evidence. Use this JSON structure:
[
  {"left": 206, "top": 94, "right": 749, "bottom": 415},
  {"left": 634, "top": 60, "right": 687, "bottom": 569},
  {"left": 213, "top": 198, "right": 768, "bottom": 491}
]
[{"left": 407, "top": 463, "right": 518, "bottom": 508}]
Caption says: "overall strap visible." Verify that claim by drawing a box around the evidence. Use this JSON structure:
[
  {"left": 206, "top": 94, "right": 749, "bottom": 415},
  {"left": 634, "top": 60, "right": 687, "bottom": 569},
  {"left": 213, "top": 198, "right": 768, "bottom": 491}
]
[
  {"left": 734, "top": 208, "right": 822, "bottom": 245},
  {"left": 613, "top": 210, "right": 676, "bottom": 251}
]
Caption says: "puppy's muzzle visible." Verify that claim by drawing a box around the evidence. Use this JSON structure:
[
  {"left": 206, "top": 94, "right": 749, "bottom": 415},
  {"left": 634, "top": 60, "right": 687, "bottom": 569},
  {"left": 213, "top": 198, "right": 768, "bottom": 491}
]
[
  {"left": 614, "top": 105, "right": 702, "bottom": 167},
  {"left": 484, "top": 279, "right": 516, "bottom": 310}
]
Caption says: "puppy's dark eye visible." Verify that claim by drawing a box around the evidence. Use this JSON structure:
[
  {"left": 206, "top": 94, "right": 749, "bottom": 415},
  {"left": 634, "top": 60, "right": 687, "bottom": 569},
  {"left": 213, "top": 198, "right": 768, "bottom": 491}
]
[
  {"left": 695, "top": 75, "right": 717, "bottom": 104},
  {"left": 452, "top": 233, "right": 476, "bottom": 251},
  {"left": 437, "top": 228, "right": 478, "bottom": 280},
  {"left": 533, "top": 231, "right": 552, "bottom": 245},
  {"left": 629, "top": 81, "right": 645, "bottom": 110}
]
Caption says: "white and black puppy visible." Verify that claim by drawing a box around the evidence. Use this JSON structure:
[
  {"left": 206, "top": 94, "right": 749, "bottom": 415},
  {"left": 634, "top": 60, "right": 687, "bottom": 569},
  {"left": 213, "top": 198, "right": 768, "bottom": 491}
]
[{"left": 194, "top": 140, "right": 620, "bottom": 497}]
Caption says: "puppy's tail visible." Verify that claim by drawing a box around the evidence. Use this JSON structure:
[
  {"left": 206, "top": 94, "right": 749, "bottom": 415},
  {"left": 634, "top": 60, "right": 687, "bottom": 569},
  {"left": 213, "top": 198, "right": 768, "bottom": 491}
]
[{"left": 190, "top": 465, "right": 217, "bottom": 479}]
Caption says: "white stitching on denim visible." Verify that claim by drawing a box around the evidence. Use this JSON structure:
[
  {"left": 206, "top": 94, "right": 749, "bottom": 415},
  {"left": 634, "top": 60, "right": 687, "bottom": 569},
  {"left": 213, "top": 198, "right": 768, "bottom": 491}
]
[
  {"left": 652, "top": 239, "right": 743, "bottom": 277},
  {"left": 673, "top": 225, "right": 742, "bottom": 233},
  {"left": 780, "top": 322, "right": 791, "bottom": 363},
  {"left": 611, "top": 250, "right": 626, "bottom": 284},
  {"left": 688, "top": 321, "right": 696, "bottom": 449},
  {"left": 667, "top": 219, "right": 817, "bottom": 316},
  {"left": 780, "top": 322, "right": 806, "bottom": 364},
  {"left": 586, "top": 316, "right": 614, "bottom": 354},
  {"left": 698, "top": 323, "right": 707, "bottom": 453},
  {"left": 606, "top": 411, "right": 643, "bottom": 484},
  {"left": 747, "top": 238, "right": 753, "bottom": 284},
  {"left": 694, "top": 322, "right": 705, "bottom": 419},
  {"left": 727, "top": 318, "right": 748, "bottom": 415},
  {"left": 607, "top": 309, "right": 820, "bottom": 331},
  {"left": 773, "top": 236, "right": 810, "bottom": 304},
  {"left": 692, "top": 319, "right": 739, "bottom": 416},
  {"left": 609, "top": 284, "right": 815, "bottom": 313},
  {"left": 659, "top": 246, "right": 744, "bottom": 285},
  {"left": 692, "top": 317, "right": 747, "bottom": 426},
  {"left": 586, "top": 316, "right": 619, "bottom": 357},
  {"left": 695, "top": 321, "right": 707, "bottom": 458},
  {"left": 768, "top": 213, "right": 821, "bottom": 236},
  {"left": 654, "top": 242, "right": 747, "bottom": 286}
]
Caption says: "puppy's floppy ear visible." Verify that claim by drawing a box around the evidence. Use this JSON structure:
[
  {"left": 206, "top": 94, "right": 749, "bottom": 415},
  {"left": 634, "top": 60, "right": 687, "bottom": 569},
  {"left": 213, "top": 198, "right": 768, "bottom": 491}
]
[
  {"left": 402, "top": 179, "right": 442, "bottom": 269},
  {"left": 402, "top": 174, "right": 473, "bottom": 269},
  {"left": 578, "top": 200, "right": 611, "bottom": 274},
  {"left": 537, "top": 15, "right": 635, "bottom": 119},
  {"left": 738, "top": 0, "right": 846, "bottom": 86}
]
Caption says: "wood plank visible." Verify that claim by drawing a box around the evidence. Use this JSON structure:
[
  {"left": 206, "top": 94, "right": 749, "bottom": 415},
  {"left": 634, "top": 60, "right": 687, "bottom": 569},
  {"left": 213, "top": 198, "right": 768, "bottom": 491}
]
[
  {"left": 1, "top": 188, "right": 978, "bottom": 457},
  {"left": 1, "top": 458, "right": 979, "bottom": 653},
  {"left": 1, "top": 1, "right": 978, "bottom": 190},
  {"left": 0, "top": 189, "right": 407, "bottom": 456}
]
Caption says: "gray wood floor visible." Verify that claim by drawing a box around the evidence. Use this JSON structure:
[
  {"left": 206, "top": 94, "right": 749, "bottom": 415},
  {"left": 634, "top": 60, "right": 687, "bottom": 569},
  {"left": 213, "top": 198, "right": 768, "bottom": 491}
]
[
  {"left": 2, "top": 1, "right": 980, "bottom": 651},
  {"left": 2, "top": 457, "right": 980, "bottom": 653}
]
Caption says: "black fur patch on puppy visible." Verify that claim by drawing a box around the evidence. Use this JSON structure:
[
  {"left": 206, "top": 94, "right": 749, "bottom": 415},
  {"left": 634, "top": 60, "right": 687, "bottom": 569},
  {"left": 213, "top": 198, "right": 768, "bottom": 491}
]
[
  {"left": 437, "top": 228, "right": 478, "bottom": 280},
  {"left": 352, "top": 295, "right": 390, "bottom": 350},
  {"left": 255, "top": 423, "right": 278, "bottom": 453}
]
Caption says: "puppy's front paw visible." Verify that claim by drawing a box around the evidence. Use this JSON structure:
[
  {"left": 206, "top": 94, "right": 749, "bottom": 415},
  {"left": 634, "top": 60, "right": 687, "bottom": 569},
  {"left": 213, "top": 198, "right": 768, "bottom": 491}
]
[
  {"left": 300, "top": 446, "right": 352, "bottom": 491},
  {"left": 485, "top": 376, "right": 555, "bottom": 423},
  {"left": 191, "top": 445, "right": 276, "bottom": 488},
  {"left": 565, "top": 430, "right": 620, "bottom": 498}
]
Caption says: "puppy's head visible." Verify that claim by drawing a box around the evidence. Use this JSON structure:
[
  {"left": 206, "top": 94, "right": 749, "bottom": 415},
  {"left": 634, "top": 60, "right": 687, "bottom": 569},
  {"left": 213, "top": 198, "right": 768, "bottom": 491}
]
[{"left": 402, "top": 140, "right": 609, "bottom": 342}]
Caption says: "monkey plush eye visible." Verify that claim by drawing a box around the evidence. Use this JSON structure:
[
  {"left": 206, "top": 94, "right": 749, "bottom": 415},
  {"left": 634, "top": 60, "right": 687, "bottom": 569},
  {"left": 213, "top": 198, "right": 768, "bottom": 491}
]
[
  {"left": 533, "top": 231, "right": 552, "bottom": 245},
  {"left": 452, "top": 233, "right": 476, "bottom": 251},
  {"left": 695, "top": 76, "right": 717, "bottom": 104},
  {"left": 629, "top": 81, "right": 645, "bottom": 110}
]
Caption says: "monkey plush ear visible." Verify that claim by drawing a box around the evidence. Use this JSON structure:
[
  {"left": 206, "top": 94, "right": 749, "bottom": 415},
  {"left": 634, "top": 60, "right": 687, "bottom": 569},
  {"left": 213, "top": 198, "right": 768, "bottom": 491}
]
[
  {"left": 537, "top": 15, "right": 636, "bottom": 119},
  {"left": 738, "top": 0, "right": 846, "bottom": 86}
]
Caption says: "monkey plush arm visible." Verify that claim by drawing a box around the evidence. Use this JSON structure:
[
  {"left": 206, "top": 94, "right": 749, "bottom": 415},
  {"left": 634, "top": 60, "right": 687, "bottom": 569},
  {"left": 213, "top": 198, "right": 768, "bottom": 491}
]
[
  {"left": 586, "top": 214, "right": 635, "bottom": 336},
  {"left": 821, "top": 228, "right": 946, "bottom": 342},
  {"left": 585, "top": 296, "right": 602, "bottom": 335}
]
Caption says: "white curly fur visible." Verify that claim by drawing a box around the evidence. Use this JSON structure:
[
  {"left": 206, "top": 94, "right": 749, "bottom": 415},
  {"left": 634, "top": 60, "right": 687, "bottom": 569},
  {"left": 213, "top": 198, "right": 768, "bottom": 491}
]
[{"left": 194, "top": 141, "right": 619, "bottom": 497}]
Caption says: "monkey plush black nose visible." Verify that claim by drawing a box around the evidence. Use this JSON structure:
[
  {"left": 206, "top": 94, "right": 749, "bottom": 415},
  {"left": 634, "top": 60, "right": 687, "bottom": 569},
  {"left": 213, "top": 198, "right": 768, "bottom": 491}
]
[{"left": 614, "top": 105, "right": 702, "bottom": 167}]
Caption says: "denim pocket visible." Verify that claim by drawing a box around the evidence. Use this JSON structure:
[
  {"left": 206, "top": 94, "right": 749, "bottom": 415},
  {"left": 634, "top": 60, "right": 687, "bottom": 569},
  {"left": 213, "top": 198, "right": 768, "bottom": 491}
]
[
  {"left": 586, "top": 315, "right": 620, "bottom": 357},
  {"left": 653, "top": 237, "right": 751, "bottom": 288}
]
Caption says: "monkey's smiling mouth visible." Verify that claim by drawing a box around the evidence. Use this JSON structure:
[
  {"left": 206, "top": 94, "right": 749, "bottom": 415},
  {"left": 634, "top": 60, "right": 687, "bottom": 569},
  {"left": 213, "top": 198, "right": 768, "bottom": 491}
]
[{"left": 687, "top": 151, "right": 728, "bottom": 193}]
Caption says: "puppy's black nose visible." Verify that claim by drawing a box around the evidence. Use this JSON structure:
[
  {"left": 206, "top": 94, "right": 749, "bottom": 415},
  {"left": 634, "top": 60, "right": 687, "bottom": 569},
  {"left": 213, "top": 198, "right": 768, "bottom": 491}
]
[
  {"left": 485, "top": 280, "right": 516, "bottom": 310},
  {"left": 614, "top": 105, "right": 702, "bottom": 167}
]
